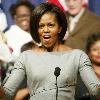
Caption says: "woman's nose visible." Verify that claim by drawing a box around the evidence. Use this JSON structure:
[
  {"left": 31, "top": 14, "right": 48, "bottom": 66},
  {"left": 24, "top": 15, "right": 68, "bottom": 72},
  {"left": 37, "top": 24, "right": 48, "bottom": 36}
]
[{"left": 44, "top": 26, "right": 49, "bottom": 32}]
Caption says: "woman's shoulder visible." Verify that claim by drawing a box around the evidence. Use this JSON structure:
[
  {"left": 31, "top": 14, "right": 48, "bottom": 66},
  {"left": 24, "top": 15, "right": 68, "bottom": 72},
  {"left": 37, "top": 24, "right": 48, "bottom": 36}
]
[
  {"left": 60, "top": 45, "right": 85, "bottom": 53},
  {"left": 19, "top": 45, "right": 86, "bottom": 56},
  {"left": 15, "top": 50, "right": 38, "bottom": 63},
  {"left": 16, "top": 50, "right": 35, "bottom": 59},
  {"left": 20, "top": 50, "right": 36, "bottom": 56},
  {"left": 58, "top": 44, "right": 72, "bottom": 52},
  {"left": 62, "top": 46, "right": 88, "bottom": 58}
]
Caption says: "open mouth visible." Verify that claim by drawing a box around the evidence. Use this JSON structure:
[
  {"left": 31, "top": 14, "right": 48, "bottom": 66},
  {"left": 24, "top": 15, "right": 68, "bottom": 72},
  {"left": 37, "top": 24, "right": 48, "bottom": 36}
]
[{"left": 43, "top": 35, "right": 51, "bottom": 40}]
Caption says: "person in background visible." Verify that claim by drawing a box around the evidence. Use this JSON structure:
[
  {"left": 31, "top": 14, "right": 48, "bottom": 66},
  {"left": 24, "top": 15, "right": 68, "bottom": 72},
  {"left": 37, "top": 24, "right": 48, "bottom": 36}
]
[
  {"left": 1, "top": 0, "right": 47, "bottom": 27},
  {"left": 0, "top": 3, "right": 100, "bottom": 100},
  {"left": 63, "top": 1, "right": 100, "bottom": 99},
  {"left": 64, "top": 0, "right": 100, "bottom": 51},
  {"left": 0, "top": 43, "right": 12, "bottom": 100},
  {"left": 0, "top": 42, "right": 12, "bottom": 83},
  {"left": 0, "top": 31, "right": 7, "bottom": 43},
  {"left": 1, "top": 0, "right": 18, "bottom": 27},
  {"left": 86, "top": 33, "right": 100, "bottom": 79},
  {"left": 0, "top": 8, "right": 8, "bottom": 32},
  {"left": 0, "top": 31, "right": 12, "bottom": 100},
  {"left": 75, "top": 33, "right": 100, "bottom": 100},
  {"left": 87, "top": 33, "right": 100, "bottom": 100},
  {"left": 5, "top": 1, "right": 35, "bottom": 61},
  {"left": 20, "top": 41, "right": 35, "bottom": 53},
  {"left": 0, "top": 31, "right": 12, "bottom": 84}
]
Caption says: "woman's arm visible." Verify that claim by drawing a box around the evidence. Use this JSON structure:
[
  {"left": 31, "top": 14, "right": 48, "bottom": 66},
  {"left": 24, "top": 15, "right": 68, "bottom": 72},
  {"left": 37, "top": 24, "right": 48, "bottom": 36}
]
[
  {"left": 2, "top": 53, "right": 26, "bottom": 98},
  {"left": 78, "top": 51, "right": 100, "bottom": 95}
]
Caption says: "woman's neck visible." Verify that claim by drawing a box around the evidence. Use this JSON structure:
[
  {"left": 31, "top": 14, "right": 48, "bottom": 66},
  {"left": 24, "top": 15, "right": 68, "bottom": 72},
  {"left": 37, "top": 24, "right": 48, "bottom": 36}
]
[
  {"left": 40, "top": 43, "right": 61, "bottom": 52},
  {"left": 33, "top": 43, "right": 72, "bottom": 52}
]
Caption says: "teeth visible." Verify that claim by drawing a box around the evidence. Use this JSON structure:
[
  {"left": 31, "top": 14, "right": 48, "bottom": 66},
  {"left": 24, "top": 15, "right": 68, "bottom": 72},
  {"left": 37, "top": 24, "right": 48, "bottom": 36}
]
[
  {"left": 43, "top": 35, "right": 51, "bottom": 39},
  {"left": 44, "top": 36, "right": 50, "bottom": 37}
]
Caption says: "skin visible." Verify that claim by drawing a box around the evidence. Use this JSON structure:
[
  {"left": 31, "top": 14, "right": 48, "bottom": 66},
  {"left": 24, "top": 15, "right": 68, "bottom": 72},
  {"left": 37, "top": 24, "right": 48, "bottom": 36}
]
[
  {"left": 65, "top": 0, "right": 84, "bottom": 16},
  {"left": 14, "top": 5, "right": 31, "bottom": 32}
]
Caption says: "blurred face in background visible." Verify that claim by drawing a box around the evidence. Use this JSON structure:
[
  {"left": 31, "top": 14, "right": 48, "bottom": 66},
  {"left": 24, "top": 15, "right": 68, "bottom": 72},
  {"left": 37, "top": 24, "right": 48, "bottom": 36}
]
[
  {"left": 65, "top": 0, "right": 84, "bottom": 16},
  {"left": 14, "top": 5, "right": 31, "bottom": 32},
  {"left": 88, "top": 40, "right": 100, "bottom": 66}
]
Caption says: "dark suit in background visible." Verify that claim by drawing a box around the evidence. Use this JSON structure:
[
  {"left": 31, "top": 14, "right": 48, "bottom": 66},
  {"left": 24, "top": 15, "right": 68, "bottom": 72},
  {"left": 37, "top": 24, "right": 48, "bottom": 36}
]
[
  {"left": 64, "top": 9, "right": 100, "bottom": 100},
  {"left": 64, "top": 9, "right": 100, "bottom": 51}
]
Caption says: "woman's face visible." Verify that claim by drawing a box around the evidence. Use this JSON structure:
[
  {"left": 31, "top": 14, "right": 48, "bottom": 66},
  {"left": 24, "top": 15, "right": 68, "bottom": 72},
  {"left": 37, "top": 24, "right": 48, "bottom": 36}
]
[
  {"left": 88, "top": 40, "right": 100, "bottom": 65},
  {"left": 38, "top": 12, "right": 62, "bottom": 48}
]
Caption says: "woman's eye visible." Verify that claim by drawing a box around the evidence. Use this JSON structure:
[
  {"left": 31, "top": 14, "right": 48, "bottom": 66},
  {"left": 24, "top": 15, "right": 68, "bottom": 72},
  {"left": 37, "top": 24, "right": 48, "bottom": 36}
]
[
  {"left": 48, "top": 24, "right": 54, "bottom": 27},
  {"left": 39, "top": 25, "right": 44, "bottom": 28}
]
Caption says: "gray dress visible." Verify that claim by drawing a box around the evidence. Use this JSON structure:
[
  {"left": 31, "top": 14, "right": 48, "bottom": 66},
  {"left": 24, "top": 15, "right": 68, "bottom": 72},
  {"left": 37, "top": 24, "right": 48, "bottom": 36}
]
[{"left": 3, "top": 49, "right": 100, "bottom": 100}]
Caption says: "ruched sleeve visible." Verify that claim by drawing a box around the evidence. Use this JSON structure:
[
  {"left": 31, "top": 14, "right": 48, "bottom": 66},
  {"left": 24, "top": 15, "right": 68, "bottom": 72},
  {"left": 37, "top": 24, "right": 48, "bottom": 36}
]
[
  {"left": 78, "top": 50, "right": 100, "bottom": 95},
  {"left": 3, "top": 53, "right": 26, "bottom": 98}
]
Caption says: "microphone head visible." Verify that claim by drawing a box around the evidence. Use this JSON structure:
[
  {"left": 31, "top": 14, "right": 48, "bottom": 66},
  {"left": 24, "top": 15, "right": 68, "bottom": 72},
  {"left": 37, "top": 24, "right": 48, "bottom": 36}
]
[{"left": 54, "top": 67, "right": 61, "bottom": 77}]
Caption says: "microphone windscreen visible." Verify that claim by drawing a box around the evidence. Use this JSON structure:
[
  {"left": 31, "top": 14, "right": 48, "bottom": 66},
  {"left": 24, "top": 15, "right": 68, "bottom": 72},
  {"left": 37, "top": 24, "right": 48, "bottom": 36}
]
[{"left": 54, "top": 67, "right": 61, "bottom": 77}]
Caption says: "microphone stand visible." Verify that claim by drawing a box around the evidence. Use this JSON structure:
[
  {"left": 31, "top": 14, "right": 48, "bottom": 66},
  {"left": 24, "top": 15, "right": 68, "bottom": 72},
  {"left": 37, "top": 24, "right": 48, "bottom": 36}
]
[
  {"left": 54, "top": 67, "right": 61, "bottom": 100},
  {"left": 55, "top": 76, "right": 58, "bottom": 100}
]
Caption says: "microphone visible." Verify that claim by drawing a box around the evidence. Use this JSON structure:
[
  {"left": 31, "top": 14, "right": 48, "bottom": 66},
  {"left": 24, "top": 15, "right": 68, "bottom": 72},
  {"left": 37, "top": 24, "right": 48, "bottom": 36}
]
[
  {"left": 54, "top": 67, "right": 61, "bottom": 77},
  {"left": 54, "top": 67, "right": 61, "bottom": 100}
]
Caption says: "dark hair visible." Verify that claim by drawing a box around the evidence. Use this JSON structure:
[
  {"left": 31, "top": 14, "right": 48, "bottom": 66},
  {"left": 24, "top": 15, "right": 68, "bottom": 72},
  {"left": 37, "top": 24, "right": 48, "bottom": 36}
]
[
  {"left": 30, "top": 3, "right": 68, "bottom": 43},
  {"left": 21, "top": 41, "right": 35, "bottom": 53},
  {"left": 9, "top": 1, "right": 35, "bottom": 18},
  {"left": 86, "top": 33, "right": 100, "bottom": 53}
]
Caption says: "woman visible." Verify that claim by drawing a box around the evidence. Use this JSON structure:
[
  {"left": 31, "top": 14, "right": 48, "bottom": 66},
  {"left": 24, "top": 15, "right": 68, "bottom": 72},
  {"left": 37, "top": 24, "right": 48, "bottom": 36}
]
[
  {"left": 86, "top": 33, "right": 100, "bottom": 100},
  {"left": 86, "top": 33, "right": 100, "bottom": 79},
  {"left": 75, "top": 33, "right": 100, "bottom": 100},
  {"left": 0, "top": 3, "right": 100, "bottom": 100}
]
